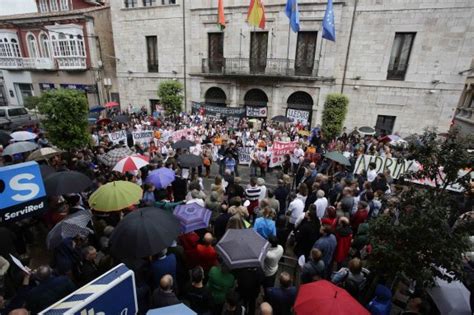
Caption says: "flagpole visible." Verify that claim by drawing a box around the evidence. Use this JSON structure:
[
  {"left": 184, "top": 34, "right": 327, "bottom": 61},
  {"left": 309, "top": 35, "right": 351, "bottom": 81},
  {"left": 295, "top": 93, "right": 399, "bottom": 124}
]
[
  {"left": 317, "top": 35, "right": 325, "bottom": 76},
  {"left": 286, "top": 22, "right": 291, "bottom": 75}
]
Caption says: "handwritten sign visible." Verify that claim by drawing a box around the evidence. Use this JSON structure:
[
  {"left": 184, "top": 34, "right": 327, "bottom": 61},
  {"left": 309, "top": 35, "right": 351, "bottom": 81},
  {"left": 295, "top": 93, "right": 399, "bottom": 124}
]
[
  {"left": 172, "top": 128, "right": 195, "bottom": 142},
  {"left": 246, "top": 106, "right": 267, "bottom": 118},
  {"left": 238, "top": 147, "right": 252, "bottom": 165},
  {"left": 132, "top": 130, "right": 154, "bottom": 145},
  {"left": 269, "top": 141, "right": 298, "bottom": 167},
  {"left": 107, "top": 130, "right": 127, "bottom": 145},
  {"left": 287, "top": 108, "right": 310, "bottom": 125},
  {"left": 353, "top": 155, "right": 418, "bottom": 179}
]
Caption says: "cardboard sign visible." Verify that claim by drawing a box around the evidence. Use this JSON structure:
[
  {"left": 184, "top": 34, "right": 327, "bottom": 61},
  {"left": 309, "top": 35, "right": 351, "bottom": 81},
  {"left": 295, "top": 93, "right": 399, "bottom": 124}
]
[
  {"left": 107, "top": 130, "right": 127, "bottom": 145},
  {"left": 132, "top": 130, "right": 154, "bottom": 145},
  {"left": 0, "top": 161, "right": 47, "bottom": 223},
  {"left": 353, "top": 155, "right": 418, "bottom": 180},
  {"left": 287, "top": 108, "right": 310, "bottom": 125},
  {"left": 246, "top": 106, "right": 267, "bottom": 118},
  {"left": 269, "top": 141, "right": 298, "bottom": 167},
  {"left": 238, "top": 147, "right": 252, "bottom": 165},
  {"left": 40, "top": 264, "right": 138, "bottom": 315}
]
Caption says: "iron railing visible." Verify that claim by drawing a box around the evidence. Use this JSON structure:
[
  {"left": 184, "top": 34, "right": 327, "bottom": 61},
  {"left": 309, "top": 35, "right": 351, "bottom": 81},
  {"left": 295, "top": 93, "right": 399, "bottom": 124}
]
[{"left": 0, "top": 56, "right": 86, "bottom": 70}]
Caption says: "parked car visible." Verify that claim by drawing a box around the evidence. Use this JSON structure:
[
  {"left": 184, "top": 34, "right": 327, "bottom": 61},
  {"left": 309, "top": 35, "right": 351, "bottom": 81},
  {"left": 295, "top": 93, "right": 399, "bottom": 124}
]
[{"left": 0, "top": 106, "right": 33, "bottom": 130}]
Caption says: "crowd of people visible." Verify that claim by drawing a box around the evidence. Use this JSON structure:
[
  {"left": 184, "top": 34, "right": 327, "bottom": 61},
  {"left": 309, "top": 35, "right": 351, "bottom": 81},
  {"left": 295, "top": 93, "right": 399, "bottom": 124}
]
[{"left": 0, "top": 107, "right": 472, "bottom": 315}]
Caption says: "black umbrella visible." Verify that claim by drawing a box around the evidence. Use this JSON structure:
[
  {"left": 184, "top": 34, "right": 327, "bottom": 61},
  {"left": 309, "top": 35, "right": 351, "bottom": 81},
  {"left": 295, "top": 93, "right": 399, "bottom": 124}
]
[
  {"left": 172, "top": 139, "right": 195, "bottom": 150},
  {"left": 40, "top": 164, "right": 56, "bottom": 180},
  {"left": 357, "top": 126, "right": 376, "bottom": 136},
  {"left": 112, "top": 115, "right": 129, "bottom": 123},
  {"left": 109, "top": 207, "right": 181, "bottom": 259},
  {"left": 178, "top": 154, "right": 202, "bottom": 168},
  {"left": 0, "top": 130, "right": 12, "bottom": 146},
  {"left": 271, "top": 115, "right": 293, "bottom": 123},
  {"left": 44, "top": 171, "right": 92, "bottom": 195}
]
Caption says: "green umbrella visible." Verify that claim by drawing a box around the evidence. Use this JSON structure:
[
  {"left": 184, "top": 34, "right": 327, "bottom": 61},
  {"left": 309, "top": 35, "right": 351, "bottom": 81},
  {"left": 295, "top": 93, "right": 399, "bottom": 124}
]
[
  {"left": 88, "top": 181, "right": 142, "bottom": 212},
  {"left": 324, "top": 151, "right": 351, "bottom": 166}
]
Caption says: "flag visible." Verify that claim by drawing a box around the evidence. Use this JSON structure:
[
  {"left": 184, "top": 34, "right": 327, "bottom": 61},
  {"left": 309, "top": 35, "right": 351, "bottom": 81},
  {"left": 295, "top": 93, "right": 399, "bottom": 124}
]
[
  {"left": 285, "top": 0, "right": 300, "bottom": 33},
  {"left": 322, "top": 0, "right": 335, "bottom": 41},
  {"left": 247, "top": 0, "right": 266, "bottom": 29},
  {"left": 218, "top": 0, "right": 226, "bottom": 30}
]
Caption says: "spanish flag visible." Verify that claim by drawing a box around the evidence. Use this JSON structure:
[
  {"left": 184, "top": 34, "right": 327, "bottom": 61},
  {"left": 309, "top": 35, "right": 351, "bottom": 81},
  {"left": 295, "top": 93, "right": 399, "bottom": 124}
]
[
  {"left": 218, "top": 0, "right": 225, "bottom": 30},
  {"left": 247, "top": 0, "right": 266, "bottom": 29}
]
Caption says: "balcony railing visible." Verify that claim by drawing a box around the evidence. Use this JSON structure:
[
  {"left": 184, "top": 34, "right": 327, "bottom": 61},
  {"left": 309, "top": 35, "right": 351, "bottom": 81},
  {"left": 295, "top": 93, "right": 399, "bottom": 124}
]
[
  {"left": 56, "top": 57, "right": 87, "bottom": 70},
  {"left": 22, "top": 58, "right": 56, "bottom": 70},
  {"left": 201, "top": 57, "right": 319, "bottom": 78},
  {"left": 0, "top": 56, "right": 87, "bottom": 70}
]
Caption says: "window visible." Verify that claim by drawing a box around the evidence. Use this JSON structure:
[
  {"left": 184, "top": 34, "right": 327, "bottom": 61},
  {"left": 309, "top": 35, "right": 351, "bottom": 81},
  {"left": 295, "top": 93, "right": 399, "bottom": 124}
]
[
  {"left": 208, "top": 33, "right": 223, "bottom": 73},
  {"left": 39, "top": 0, "right": 49, "bottom": 12},
  {"left": 375, "top": 115, "right": 396, "bottom": 136},
  {"left": 162, "top": 0, "right": 175, "bottom": 4},
  {"left": 8, "top": 108, "right": 28, "bottom": 116},
  {"left": 0, "top": 109, "right": 5, "bottom": 117},
  {"left": 124, "top": 0, "right": 137, "bottom": 8},
  {"left": 50, "top": 0, "right": 59, "bottom": 11},
  {"left": 60, "top": 0, "right": 69, "bottom": 11},
  {"left": 250, "top": 32, "right": 268, "bottom": 74},
  {"left": 27, "top": 34, "right": 39, "bottom": 58},
  {"left": 40, "top": 34, "right": 51, "bottom": 58},
  {"left": 50, "top": 32, "right": 85, "bottom": 57},
  {"left": 387, "top": 32, "right": 415, "bottom": 80},
  {"left": 10, "top": 39, "right": 21, "bottom": 57},
  {"left": 146, "top": 36, "right": 158, "bottom": 72},
  {"left": 143, "top": 0, "right": 156, "bottom": 6},
  {"left": 295, "top": 31, "right": 317, "bottom": 76}
]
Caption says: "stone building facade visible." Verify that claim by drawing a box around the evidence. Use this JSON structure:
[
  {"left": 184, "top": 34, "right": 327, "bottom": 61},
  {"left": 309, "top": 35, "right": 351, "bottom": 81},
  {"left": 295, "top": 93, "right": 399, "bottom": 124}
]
[
  {"left": 111, "top": 0, "right": 474, "bottom": 135},
  {"left": 453, "top": 58, "right": 474, "bottom": 136}
]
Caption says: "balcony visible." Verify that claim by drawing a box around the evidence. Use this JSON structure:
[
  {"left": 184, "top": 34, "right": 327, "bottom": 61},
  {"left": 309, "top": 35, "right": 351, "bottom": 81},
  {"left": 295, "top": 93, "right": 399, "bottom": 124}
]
[
  {"left": 0, "top": 57, "right": 86, "bottom": 71},
  {"left": 200, "top": 58, "right": 320, "bottom": 81},
  {"left": 56, "top": 57, "right": 87, "bottom": 70}
]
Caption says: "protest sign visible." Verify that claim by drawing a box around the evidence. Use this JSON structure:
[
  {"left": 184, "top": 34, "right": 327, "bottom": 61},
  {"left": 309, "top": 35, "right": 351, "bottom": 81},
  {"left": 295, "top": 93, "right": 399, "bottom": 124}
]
[
  {"left": 192, "top": 102, "right": 246, "bottom": 118},
  {"left": 269, "top": 141, "right": 298, "bottom": 167},
  {"left": 132, "top": 130, "right": 154, "bottom": 145},
  {"left": 353, "top": 155, "right": 418, "bottom": 179},
  {"left": 286, "top": 108, "right": 310, "bottom": 125},
  {"left": 238, "top": 147, "right": 252, "bottom": 165},
  {"left": 246, "top": 106, "right": 267, "bottom": 118},
  {"left": 172, "top": 128, "right": 195, "bottom": 142},
  {"left": 107, "top": 130, "right": 127, "bottom": 145}
]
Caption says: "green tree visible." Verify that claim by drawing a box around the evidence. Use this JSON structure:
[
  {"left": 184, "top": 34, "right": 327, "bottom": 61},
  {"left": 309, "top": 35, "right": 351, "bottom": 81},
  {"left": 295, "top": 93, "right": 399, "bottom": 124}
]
[
  {"left": 321, "top": 93, "right": 349, "bottom": 141},
  {"left": 158, "top": 80, "right": 183, "bottom": 116},
  {"left": 368, "top": 128, "right": 473, "bottom": 287},
  {"left": 23, "top": 96, "right": 41, "bottom": 111},
  {"left": 37, "top": 89, "right": 90, "bottom": 150}
]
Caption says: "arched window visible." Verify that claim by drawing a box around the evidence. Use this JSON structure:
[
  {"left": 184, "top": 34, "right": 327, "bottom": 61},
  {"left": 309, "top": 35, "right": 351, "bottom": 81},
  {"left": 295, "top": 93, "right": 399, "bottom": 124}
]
[
  {"left": 287, "top": 91, "right": 313, "bottom": 109},
  {"left": 27, "top": 34, "right": 39, "bottom": 58},
  {"left": 205, "top": 87, "right": 227, "bottom": 107},
  {"left": 39, "top": 0, "right": 49, "bottom": 12},
  {"left": 244, "top": 89, "right": 268, "bottom": 107},
  {"left": 10, "top": 39, "right": 21, "bottom": 57},
  {"left": 50, "top": 0, "right": 59, "bottom": 11},
  {"left": 39, "top": 33, "right": 51, "bottom": 58},
  {"left": 60, "top": 0, "right": 69, "bottom": 11}
]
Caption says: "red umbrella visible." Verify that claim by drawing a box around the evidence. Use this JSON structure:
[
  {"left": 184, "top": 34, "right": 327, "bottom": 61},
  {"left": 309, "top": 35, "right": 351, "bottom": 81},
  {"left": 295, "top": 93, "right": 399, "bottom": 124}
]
[
  {"left": 113, "top": 155, "right": 149, "bottom": 173},
  {"left": 105, "top": 101, "right": 119, "bottom": 108},
  {"left": 97, "top": 118, "right": 112, "bottom": 125},
  {"left": 294, "top": 280, "right": 369, "bottom": 315}
]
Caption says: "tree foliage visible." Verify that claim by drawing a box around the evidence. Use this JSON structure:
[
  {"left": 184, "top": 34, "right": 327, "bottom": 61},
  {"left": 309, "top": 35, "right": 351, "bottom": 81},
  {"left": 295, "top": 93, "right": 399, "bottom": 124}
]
[
  {"left": 158, "top": 80, "right": 183, "bottom": 116},
  {"left": 23, "top": 96, "right": 41, "bottom": 110},
  {"left": 368, "top": 128, "right": 473, "bottom": 287},
  {"left": 37, "top": 89, "right": 90, "bottom": 150},
  {"left": 321, "top": 93, "right": 349, "bottom": 140}
]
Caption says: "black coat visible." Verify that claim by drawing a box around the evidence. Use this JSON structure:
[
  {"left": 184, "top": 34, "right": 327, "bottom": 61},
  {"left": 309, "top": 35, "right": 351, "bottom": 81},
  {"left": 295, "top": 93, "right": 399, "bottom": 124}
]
[
  {"left": 294, "top": 219, "right": 320, "bottom": 259},
  {"left": 172, "top": 177, "right": 188, "bottom": 202}
]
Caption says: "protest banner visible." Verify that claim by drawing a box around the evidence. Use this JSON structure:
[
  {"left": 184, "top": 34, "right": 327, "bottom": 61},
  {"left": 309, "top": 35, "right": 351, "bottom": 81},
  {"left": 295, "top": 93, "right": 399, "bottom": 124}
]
[
  {"left": 238, "top": 147, "right": 252, "bottom": 165},
  {"left": 107, "top": 130, "right": 127, "bottom": 145},
  {"left": 172, "top": 128, "right": 195, "bottom": 142},
  {"left": 192, "top": 102, "right": 246, "bottom": 118},
  {"left": 132, "top": 130, "right": 154, "bottom": 145},
  {"left": 353, "top": 155, "right": 418, "bottom": 179},
  {"left": 246, "top": 106, "right": 267, "bottom": 118},
  {"left": 269, "top": 141, "right": 298, "bottom": 167},
  {"left": 286, "top": 108, "right": 310, "bottom": 125}
]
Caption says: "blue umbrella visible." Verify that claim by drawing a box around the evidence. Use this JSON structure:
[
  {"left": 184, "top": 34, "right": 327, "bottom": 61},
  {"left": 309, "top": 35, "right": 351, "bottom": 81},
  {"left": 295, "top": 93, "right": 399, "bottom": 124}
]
[
  {"left": 146, "top": 167, "right": 175, "bottom": 189},
  {"left": 147, "top": 304, "right": 196, "bottom": 315},
  {"left": 173, "top": 203, "right": 211, "bottom": 233},
  {"left": 89, "top": 106, "right": 105, "bottom": 113},
  {"left": 88, "top": 117, "right": 97, "bottom": 124}
]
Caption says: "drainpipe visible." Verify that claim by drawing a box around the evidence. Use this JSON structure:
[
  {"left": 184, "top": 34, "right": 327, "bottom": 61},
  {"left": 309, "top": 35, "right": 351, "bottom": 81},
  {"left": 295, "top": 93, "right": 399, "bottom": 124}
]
[
  {"left": 182, "top": 0, "right": 188, "bottom": 111},
  {"left": 341, "top": 0, "right": 358, "bottom": 94}
]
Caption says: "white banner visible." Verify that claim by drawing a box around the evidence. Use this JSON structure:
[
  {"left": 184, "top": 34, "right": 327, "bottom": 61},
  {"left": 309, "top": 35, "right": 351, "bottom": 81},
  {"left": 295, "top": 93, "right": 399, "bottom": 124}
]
[
  {"left": 269, "top": 141, "right": 298, "bottom": 167},
  {"left": 246, "top": 106, "right": 268, "bottom": 118},
  {"left": 238, "top": 147, "right": 252, "bottom": 165},
  {"left": 353, "top": 155, "right": 418, "bottom": 180},
  {"left": 107, "top": 130, "right": 127, "bottom": 145},
  {"left": 287, "top": 108, "right": 310, "bottom": 125},
  {"left": 132, "top": 130, "right": 154, "bottom": 145},
  {"left": 172, "top": 128, "right": 195, "bottom": 142}
]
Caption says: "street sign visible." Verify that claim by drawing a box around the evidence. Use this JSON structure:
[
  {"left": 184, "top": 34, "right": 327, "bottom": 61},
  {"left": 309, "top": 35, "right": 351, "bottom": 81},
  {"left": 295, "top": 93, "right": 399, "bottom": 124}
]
[{"left": 40, "top": 264, "right": 138, "bottom": 315}]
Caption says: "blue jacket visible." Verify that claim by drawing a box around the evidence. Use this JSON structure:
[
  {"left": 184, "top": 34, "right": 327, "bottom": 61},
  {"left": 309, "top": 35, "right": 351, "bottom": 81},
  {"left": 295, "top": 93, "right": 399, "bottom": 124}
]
[
  {"left": 253, "top": 217, "right": 276, "bottom": 239},
  {"left": 313, "top": 234, "right": 337, "bottom": 268},
  {"left": 151, "top": 254, "right": 177, "bottom": 286}
]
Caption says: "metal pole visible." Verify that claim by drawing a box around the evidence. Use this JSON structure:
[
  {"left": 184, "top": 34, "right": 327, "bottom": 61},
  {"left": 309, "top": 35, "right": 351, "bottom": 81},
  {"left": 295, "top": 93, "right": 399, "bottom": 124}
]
[
  {"left": 341, "top": 0, "right": 358, "bottom": 94},
  {"left": 182, "top": 0, "right": 188, "bottom": 111},
  {"left": 286, "top": 22, "right": 291, "bottom": 75}
]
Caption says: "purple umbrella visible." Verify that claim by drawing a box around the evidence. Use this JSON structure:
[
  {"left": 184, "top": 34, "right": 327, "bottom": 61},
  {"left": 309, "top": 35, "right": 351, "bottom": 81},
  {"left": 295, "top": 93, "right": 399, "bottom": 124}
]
[
  {"left": 173, "top": 203, "right": 211, "bottom": 233},
  {"left": 146, "top": 167, "right": 175, "bottom": 189}
]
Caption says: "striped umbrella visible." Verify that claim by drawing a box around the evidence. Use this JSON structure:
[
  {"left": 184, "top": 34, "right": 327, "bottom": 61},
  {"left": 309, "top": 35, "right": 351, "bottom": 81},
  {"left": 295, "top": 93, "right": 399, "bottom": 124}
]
[
  {"left": 99, "top": 147, "right": 134, "bottom": 167},
  {"left": 113, "top": 155, "right": 149, "bottom": 173},
  {"left": 46, "top": 210, "right": 93, "bottom": 249}
]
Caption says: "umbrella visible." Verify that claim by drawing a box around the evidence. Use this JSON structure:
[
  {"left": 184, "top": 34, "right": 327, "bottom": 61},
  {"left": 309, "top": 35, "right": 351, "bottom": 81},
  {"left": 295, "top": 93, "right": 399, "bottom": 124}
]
[
  {"left": 294, "top": 280, "right": 370, "bottom": 315},
  {"left": 297, "top": 130, "right": 311, "bottom": 137},
  {"left": 105, "top": 101, "right": 120, "bottom": 108},
  {"left": 216, "top": 229, "right": 270, "bottom": 269},
  {"left": 2, "top": 141, "right": 37, "bottom": 156},
  {"left": 88, "top": 181, "right": 142, "bottom": 212},
  {"left": 271, "top": 115, "right": 292, "bottom": 123},
  {"left": 357, "top": 126, "right": 376, "bottom": 136},
  {"left": 113, "top": 155, "right": 149, "bottom": 173},
  {"left": 147, "top": 304, "right": 197, "bottom": 315},
  {"left": 173, "top": 203, "right": 211, "bottom": 233},
  {"left": 428, "top": 277, "right": 472, "bottom": 315},
  {"left": 88, "top": 117, "right": 97, "bottom": 124},
  {"left": 0, "top": 130, "right": 12, "bottom": 146},
  {"left": 324, "top": 151, "right": 351, "bottom": 166},
  {"left": 109, "top": 207, "right": 181, "bottom": 259},
  {"left": 172, "top": 139, "right": 195, "bottom": 150},
  {"left": 10, "top": 131, "right": 37, "bottom": 142},
  {"left": 380, "top": 134, "right": 401, "bottom": 143},
  {"left": 178, "top": 154, "right": 202, "bottom": 168},
  {"left": 112, "top": 115, "right": 129, "bottom": 123},
  {"left": 44, "top": 171, "right": 92, "bottom": 195},
  {"left": 39, "top": 164, "right": 56, "bottom": 179},
  {"left": 146, "top": 167, "right": 176, "bottom": 189},
  {"left": 26, "top": 147, "right": 63, "bottom": 161},
  {"left": 89, "top": 106, "right": 105, "bottom": 113},
  {"left": 46, "top": 210, "right": 93, "bottom": 249},
  {"left": 100, "top": 147, "right": 134, "bottom": 167},
  {"left": 97, "top": 118, "right": 112, "bottom": 125}
]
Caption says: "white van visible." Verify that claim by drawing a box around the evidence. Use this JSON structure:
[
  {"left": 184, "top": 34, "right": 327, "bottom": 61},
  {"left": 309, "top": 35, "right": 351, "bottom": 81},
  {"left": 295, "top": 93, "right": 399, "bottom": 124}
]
[{"left": 0, "top": 106, "right": 33, "bottom": 130}]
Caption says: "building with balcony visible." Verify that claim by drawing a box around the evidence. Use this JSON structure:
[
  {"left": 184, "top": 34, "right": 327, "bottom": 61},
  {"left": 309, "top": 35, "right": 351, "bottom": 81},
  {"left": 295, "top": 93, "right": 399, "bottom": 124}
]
[
  {"left": 453, "top": 59, "right": 474, "bottom": 136},
  {"left": 0, "top": 0, "right": 118, "bottom": 107},
  {"left": 110, "top": 0, "right": 473, "bottom": 134}
]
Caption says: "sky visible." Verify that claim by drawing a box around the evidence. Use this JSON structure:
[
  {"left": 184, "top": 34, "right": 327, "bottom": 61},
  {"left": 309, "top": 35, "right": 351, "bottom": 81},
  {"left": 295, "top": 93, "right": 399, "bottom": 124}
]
[{"left": 0, "top": 0, "right": 37, "bottom": 16}]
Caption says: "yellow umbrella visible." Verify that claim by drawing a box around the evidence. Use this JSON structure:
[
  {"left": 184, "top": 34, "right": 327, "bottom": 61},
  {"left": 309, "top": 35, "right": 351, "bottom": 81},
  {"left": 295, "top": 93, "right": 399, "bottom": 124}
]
[
  {"left": 298, "top": 130, "right": 311, "bottom": 137},
  {"left": 88, "top": 181, "right": 142, "bottom": 212}
]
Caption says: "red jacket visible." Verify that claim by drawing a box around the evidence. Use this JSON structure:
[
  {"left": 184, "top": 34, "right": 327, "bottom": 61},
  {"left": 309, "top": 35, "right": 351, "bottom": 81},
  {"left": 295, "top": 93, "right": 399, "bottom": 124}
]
[
  {"left": 195, "top": 244, "right": 218, "bottom": 272},
  {"left": 351, "top": 209, "right": 369, "bottom": 233},
  {"left": 334, "top": 226, "right": 353, "bottom": 264}
]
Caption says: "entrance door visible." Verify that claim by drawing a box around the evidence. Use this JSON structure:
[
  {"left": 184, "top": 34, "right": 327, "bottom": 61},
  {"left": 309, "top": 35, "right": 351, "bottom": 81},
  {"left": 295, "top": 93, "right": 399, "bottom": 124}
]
[
  {"left": 375, "top": 115, "right": 396, "bottom": 135},
  {"left": 208, "top": 33, "right": 224, "bottom": 73},
  {"left": 250, "top": 32, "right": 268, "bottom": 74}
]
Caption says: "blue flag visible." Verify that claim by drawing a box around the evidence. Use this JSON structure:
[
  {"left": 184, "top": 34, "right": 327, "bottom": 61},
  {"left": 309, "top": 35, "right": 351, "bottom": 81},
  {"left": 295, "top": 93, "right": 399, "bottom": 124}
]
[
  {"left": 285, "top": 0, "right": 300, "bottom": 33},
  {"left": 322, "top": 0, "right": 335, "bottom": 41}
]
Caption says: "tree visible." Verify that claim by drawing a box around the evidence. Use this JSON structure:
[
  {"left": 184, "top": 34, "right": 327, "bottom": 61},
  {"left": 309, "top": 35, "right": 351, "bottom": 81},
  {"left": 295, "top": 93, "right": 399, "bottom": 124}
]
[
  {"left": 368, "top": 128, "right": 473, "bottom": 288},
  {"left": 23, "top": 96, "right": 41, "bottom": 111},
  {"left": 158, "top": 80, "right": 184, "bottom": 116},
  {"left": 321, "top": 93, "right": 349, "bottom": 141},
  {"left": 37, "top": 89, "right": 90, "bottom": 150}
]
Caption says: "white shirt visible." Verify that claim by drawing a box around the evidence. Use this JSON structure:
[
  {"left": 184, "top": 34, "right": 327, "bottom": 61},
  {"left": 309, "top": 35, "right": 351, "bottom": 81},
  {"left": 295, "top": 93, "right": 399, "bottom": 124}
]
[
  {"left": 263, "top": 245, "right": 284, "bottom": 277},
  {"left": 291, "top": 148, "right": 304, "bottom": 164},
  {"left": 258, "top": 185, "right": 267, "bottom": 201},
  {"left": 314, "top": 197, "right": 328, "bottom": 219},
  {"left": 367, "top": 169, "right": 377, "bottom": 182},
  {"left": 288, "top": 198, "right": 305, "bottom": 224},
  {"left": 186, "top": 198, "right": 205, "bottom": 208}
]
